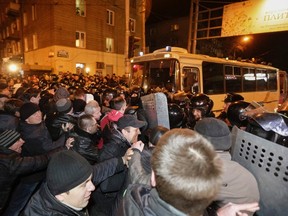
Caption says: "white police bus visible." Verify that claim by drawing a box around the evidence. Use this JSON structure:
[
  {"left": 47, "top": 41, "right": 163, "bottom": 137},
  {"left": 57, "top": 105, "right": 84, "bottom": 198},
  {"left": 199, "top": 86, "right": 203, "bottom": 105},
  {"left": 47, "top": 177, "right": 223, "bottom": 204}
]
[{"left": 130, "top": 47, "right": 286, "bottom": 113}]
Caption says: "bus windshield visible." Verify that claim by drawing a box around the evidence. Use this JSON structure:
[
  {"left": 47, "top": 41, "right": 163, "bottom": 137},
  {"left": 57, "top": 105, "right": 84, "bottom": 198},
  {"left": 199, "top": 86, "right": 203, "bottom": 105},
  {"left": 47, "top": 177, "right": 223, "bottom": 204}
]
[{"left": 131, "top": 59, "right": 179, "bottom": 93}]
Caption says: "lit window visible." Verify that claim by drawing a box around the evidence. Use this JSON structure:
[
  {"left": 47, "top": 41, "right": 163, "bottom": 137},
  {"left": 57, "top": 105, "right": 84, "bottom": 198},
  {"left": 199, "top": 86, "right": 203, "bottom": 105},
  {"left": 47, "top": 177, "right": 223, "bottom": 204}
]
[
  {"left": 6, "top": 27, "right": 9, "bottom": 37},
  {"left": 16, "top": 19, "right": 20, "bottom": 31},
  {"left": 106, "top": 37, "right": 114, "bottom": 52},
  {"left": 33, "top": 34, "right": 38, "bottom": 49},
  {"left": 76, "top": 63, "right": 85, "bottom": 74},
  {"left": 76, "top": 0, "right": 86, "bottom": 16},
  {"left": 24, "top": 37, "right": 28, "bottom": 51},
  {"left": 23, "top": 12, "right": 27, "bottom": 26},
  {"left": 17, "top": 42, "right": 21, "bottom": 53},
  {"left": 106, "top": 9, "right": 114, "bottom": 26},
  {"left": 32, "top": 4, "right": 36, "bottom": 21},
  {"left": 129, "top": 18, "right": 136, "bottom": 32},
  {"left": 76, "top": 31, "right": 86, "bottom": 48},
  {"left": 11, "top": 22, "right": 17, "bottom": 34}
]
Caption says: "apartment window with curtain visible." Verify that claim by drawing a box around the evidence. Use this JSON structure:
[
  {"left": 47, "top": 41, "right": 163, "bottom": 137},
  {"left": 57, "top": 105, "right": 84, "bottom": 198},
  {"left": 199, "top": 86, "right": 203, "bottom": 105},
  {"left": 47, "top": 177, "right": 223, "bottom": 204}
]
[
  {"left": 76, "top": 31, "right": 86, "bottom": 48},
  {"left": 106, "top": 9, "right": 114, "bottom": 26},
  {"left": 33, "top": 34, "right": 38, "bottom": 49},
  {"left": 106, "top": 37, "right": 114, "bottom": 52},
  {"left": 76, "top": 0, "right": 86, "bottom": 16}
]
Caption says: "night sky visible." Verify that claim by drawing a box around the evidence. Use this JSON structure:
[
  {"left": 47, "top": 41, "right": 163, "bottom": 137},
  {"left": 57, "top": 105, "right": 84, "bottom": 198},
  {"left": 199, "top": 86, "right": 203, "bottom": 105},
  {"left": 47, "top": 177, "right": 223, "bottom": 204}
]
[{"left": 147, "top": 0, "right": 288, "bottom": 71}]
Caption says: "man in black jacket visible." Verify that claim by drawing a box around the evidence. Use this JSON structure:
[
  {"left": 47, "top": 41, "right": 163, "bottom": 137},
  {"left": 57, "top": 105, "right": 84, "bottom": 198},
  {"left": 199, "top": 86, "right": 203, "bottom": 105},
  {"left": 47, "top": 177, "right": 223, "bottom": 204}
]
[
  {"left": 0, "top": 130, "right": 51, "bottom": 214},
  {"left": 3, "top": 102, "right": 68, "bottom": 215},
  {"left": 69, "top": 114, "right": 100, "bottom": 164},
  {"left": 91, "top": 114, "right": 146, "bottom": 215},
  {"left": 23, "top": 149, "right": 134, "bottom": 216}
]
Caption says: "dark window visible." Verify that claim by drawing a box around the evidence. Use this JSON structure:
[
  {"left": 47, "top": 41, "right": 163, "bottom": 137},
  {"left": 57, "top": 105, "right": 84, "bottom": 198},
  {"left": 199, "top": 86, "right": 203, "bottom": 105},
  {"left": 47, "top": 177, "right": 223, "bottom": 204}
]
[
  {"left": 203, "top": 62, "right": 224, "bottom": 94},
  {"left": 225, "top": 66, "right": 241, "bottom": 92},
  {"left": 267, "top": 70, "right": 277, "bottom": 91}
]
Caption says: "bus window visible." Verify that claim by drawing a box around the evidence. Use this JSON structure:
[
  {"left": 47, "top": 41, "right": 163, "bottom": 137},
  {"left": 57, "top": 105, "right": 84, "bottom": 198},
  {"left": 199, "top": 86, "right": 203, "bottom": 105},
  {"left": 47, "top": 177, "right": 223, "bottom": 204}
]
[
  {"left": 267, "top": 70, "right": 277, "bottom": 91},
  {"left": 225, "top": 65, "right": 241, "bottom": 93},
  {"left": 131, "top": 59, "right": 179, "bottom": 93},
  {"left": 243, "top": 68, "right": 256, "bottom": 92},
  {"left": 149, "top": 60, "right": 176, "bottom": 91},
  {"left": 203, "top": 62, "right": 224, "bottom": 94},
  {"left": 182, "top": 67, "right": 199, "bottom": 93},
  {"left": 256, "top": 69, "right": 268, "bottom": 91}
]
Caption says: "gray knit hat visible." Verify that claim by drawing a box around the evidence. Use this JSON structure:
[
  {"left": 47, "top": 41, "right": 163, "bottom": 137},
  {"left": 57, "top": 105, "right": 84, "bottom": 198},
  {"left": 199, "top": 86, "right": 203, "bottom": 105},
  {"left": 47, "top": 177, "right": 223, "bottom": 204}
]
[
  {"left": 53, "top": 87, "right": 70, "bottom": 102},
  {"left": 0, "top": 130, "right": 21, "bottom": 148},
  {"left": 46, "top": 150, "right": 93, "bottom": 195},
  {"left": 194, "top": 117, "right": 232, "bottom": 151},
  {"left": 56, "top": 98, "right": 73, "bottom": 113}
]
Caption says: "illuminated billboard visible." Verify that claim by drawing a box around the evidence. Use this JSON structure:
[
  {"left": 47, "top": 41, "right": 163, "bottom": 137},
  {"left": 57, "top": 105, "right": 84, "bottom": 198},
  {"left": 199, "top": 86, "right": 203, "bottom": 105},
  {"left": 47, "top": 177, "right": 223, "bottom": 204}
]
[{"left": 222, "top": 0, "right": 288, "bottom": 36}]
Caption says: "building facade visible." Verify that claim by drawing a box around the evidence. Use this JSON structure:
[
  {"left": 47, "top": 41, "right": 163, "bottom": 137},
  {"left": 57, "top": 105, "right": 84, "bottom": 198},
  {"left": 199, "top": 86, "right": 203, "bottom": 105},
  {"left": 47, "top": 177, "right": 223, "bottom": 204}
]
[{"left": 0, "top": 0, "right": 144, "bottom": 76}]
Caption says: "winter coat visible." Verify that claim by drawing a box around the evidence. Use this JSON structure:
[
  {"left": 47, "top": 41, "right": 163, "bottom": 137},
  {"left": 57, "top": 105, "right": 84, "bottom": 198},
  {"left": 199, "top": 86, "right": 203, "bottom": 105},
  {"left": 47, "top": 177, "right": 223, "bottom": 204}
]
[
  {"left": 19, "top": 121, "right": 65, "bottom": 183},
  {"left": 23, "top": 157, "right": 125, "bottom": 216},
  {"left": 47, "top": 113, "right": 77, "bottom": 141},
  {"left": 0, "top": 147, "right": 49, "bottom": 210},
  {"left": 100, "top": 109, "right": 123, "bottom": 131},
  {"left": 23, "top": 183, "right": 88, "bottom": 216},
  {"left": 90, "top": 122, "right": 130, "bottom": 215},
  {"left": 0, "top": 113, "right": 19, "bottom": 132},
  {"left": 117, "top": 184, "right": 187, "bottom": 216},
  {"left": 70, "top": 126, "right": 99, "bottom": 165}
]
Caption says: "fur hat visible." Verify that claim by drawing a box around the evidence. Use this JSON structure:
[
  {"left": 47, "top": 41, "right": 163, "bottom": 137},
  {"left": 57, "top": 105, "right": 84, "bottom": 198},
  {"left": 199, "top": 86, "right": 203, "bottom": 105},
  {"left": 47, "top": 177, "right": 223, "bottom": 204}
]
[
  {"left": 194, "top": 117, "right": 232, "bottom": 151},
  {"left": 0, "top": 130, "right": 21, "bottom": 148},
  {"left": 19, "top": 102, "right": 40, "bottom": 121},
  {"left": 116, "top": 114, "right": 146, "bottom": 130},
  {"left": 56, "top": 98, "right": 73, "bottom": 113},
  {"left": 46, "top": 150, "right": 93, "bottom": 196},
  {"left": 53, "top": 87, "right": 70, "bottom": 102}
]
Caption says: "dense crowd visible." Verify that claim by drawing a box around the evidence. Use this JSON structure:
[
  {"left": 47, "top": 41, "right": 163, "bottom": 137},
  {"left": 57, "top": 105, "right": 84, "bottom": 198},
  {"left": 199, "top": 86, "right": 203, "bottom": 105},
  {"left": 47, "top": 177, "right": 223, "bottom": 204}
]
[{"left": 0, "top": 71, "right": 287, "bottom": 215}]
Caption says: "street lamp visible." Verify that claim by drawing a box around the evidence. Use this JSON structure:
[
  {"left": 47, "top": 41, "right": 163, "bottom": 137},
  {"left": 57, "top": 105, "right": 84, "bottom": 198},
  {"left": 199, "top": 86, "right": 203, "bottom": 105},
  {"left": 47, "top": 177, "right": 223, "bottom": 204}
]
[{"left": 232, "top": 35, "right": 252, "bottom": 59}]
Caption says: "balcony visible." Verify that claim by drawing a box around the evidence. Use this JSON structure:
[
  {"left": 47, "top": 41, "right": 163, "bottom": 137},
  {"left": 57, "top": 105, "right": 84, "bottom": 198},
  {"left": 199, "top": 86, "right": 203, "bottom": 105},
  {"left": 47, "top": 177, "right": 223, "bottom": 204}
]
[{"left": 6, "top": 2, "right": 20, "bottom": 17}]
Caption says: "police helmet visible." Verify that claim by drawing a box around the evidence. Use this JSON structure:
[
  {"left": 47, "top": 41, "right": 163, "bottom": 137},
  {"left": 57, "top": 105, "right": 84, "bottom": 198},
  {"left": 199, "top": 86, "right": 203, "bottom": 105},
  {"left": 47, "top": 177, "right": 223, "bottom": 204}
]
[
  {"left": 223, "top": 93, "right": 244, "bottom": 103},
  {"left": 168, "top": 103, "right": 185, "bottom": 129},
  {"left": 227, "top": 101, "right": 250, "bottom": 127},
  {"left": 189, "top": 93, "right": 214, "bottom": 116}
]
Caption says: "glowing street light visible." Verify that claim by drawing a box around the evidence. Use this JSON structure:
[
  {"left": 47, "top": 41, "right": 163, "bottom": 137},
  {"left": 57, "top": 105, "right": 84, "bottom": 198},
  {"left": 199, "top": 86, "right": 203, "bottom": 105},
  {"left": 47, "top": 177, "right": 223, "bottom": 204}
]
[{"left": 8, "top": 63, "right": 18, "bottom": 73}]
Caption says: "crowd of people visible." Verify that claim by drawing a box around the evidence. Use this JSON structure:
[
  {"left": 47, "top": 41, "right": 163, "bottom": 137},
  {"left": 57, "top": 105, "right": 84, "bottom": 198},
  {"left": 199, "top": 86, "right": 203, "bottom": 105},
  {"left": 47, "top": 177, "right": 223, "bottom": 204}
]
[{"left": 0, "top": 71, "right": 286, "bottom": 215}]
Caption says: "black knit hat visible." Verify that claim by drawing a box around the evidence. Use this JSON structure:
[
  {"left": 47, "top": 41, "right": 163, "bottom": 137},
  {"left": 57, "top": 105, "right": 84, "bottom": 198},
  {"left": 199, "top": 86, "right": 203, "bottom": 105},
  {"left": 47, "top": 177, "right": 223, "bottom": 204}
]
[
  {"left": 56, "top": 98, "right": 73, "bottom": 113},
  {"left": 19, "top": 102, "right": 40, "bottom": 121},
  {"left": 0, "top": 130, "right": 21, "bottom": 148},
  {"left": 194, "top": 117, "right": 232, "bottom": 151},
  {"left": 46, "top": 150, "right": 93, "bottom": 196}
]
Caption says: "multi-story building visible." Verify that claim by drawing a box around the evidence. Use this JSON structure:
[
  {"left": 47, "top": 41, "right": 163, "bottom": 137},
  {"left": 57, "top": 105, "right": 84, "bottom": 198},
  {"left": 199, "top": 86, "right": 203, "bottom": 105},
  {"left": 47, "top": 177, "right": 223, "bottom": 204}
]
[{"left": 0, "top": 0, "right": 145, "bottom": 76}]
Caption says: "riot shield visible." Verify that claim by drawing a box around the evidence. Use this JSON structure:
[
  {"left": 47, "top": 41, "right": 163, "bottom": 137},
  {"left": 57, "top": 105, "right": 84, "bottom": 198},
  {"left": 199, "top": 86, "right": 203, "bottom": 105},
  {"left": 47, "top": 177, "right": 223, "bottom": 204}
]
[
  {"left": 231, "top": 126, "right": 287, "bottom": 216},
  {"left": 141, "top": 92, "right": 170, "bottom": 129}
]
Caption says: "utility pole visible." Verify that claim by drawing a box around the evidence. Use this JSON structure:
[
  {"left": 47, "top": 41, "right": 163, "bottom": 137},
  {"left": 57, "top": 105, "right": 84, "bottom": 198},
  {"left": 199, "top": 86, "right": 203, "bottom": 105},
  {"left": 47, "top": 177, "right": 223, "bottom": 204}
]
[
  {"left": 192, "top": 0, "right": 199, "bottom": 54},
  {"left": 141, "top": 0, "right": 146, "bottom": 52},
  {"left": 187, "top": 0, "right": 193, "bottom": 53},
  {"left": 125, "top": 0, "right": 131, "bottom": 76}
]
